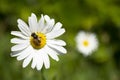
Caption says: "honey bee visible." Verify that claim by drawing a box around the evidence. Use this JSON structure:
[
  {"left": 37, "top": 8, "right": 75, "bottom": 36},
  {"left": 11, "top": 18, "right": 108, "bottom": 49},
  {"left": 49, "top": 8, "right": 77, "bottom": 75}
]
[{"left": 31, "top": 33, "right": 41, "bottom": 46}]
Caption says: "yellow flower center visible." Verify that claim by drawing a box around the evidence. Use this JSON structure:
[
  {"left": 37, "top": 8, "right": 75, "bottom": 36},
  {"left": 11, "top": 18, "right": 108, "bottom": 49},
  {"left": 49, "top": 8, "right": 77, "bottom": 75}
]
[
  {"left": 83, "top": 40, "right": 89, "bottom": 47},
  {"left": 30, "top": 32, "right": 46, "bottom": 49}
]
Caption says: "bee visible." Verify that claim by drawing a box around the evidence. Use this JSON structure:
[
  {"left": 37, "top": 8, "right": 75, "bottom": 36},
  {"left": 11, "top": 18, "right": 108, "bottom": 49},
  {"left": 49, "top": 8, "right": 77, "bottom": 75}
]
[{"left": 31, "top": 33, "right": 41, "bottom": 46}]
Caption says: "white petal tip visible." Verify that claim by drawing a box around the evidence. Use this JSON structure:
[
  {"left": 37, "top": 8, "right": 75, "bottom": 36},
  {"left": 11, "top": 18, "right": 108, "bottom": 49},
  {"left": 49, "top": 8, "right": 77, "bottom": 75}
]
[
  {"left": 31, "top": 66, "right": 35, "bottom": 69},
  {"left": 10, "top": 53, "right": 14, "bottom": 57},
  {"left": 17, "top": 19, "right": 21, "bottom": 23},
  {"left": 63, "top": 28, "right": 65, "bottom": 33},
  {"left": 40, "top": 14, "right": 44, "bottom": 18},
  {"left": 62, "top": 49, "right": 67, "bottom": 54},
  {"left": 61, "top": 41, "right": 66, "bottom": 46},
  {"left": 31, "top": 13, "right": 35, "bottom": 16},
  {"left": 10, "top": 39, "right": 14, "bottom": 43},
  {"left": 11, "top": 48, "right": 14, "bottom": 52},
  {"left": 17, "top": 19, "right": 20, "bottom": 23},
  {"left": 56, "top": 59, "right": 59, "bottom": 62},
  {"left": 22, "top": 65, "right": 27, "bottom": 68},
  {"left": 44, "top": 15, "right": 49, "bottom": 18},
  {"left": 57, "top": 22, "right": 62, "bottom": 26},
  {"left": 46, "top": 67, "right": 50, "bottom": 69},
  {"left": 17, "top": 57, "right": 21, "bottom": 61},
  {"left": 44, "top": 15, "right": 50, "bottom": 21},
  {"left": 10, "top": 38, "right": 12, "bottom": 42},
  {"left": 64, "top": 43, "right": 66, "bottom": 46},
  {"left": 36, "top": 68, "right": 42, "bottom": 71},
  {"left": 11, "top": 31, "right": 14, "bottom": 35}
]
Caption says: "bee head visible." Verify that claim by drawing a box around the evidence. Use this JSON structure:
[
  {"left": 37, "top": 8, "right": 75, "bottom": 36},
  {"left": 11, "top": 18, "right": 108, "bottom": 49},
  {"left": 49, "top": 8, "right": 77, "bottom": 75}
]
[{"left": 31, "top": 33, "right": 38, "bottom": 39}]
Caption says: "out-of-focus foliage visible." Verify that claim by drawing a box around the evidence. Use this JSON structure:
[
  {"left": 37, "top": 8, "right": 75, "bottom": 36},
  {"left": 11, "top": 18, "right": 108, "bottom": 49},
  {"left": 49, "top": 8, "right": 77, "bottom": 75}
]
[{"left": 0, "top": 0, "right": 120, "bottom": 80}]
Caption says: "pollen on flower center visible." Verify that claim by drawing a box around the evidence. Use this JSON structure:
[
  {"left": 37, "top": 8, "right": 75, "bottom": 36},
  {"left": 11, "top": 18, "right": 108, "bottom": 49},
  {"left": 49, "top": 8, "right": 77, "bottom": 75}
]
[
  {"left": 83, "top": 40, "right": 89, "bottom": 47},
  {"left": 30, "top": 32, "right": 46, "bottom": 49}
]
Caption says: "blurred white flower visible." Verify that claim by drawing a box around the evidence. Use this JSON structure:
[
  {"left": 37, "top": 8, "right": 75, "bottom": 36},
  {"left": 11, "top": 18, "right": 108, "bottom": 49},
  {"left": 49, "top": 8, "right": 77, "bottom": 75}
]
[
  {"left": 75, "top": 31, "right": 98, "bottom": 56},
  {"left": 11, "top": 13, "right": 67, "bottom": 70}
]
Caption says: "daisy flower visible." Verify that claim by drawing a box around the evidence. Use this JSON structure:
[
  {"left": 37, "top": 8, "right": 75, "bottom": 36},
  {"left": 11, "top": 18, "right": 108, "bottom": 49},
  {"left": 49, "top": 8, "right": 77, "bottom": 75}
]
[
  {"left": 11, "top": 13, "right": 67, "bottom": 70},
  {"left": 75, "top": 31, "right": 98, "bottom": 56}
]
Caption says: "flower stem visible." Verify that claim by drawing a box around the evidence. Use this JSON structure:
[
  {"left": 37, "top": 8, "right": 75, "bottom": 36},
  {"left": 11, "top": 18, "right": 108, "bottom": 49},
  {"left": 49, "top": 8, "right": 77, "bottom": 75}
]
[{"left": 41, "top": 68, "right": 45, "bottom": 80}]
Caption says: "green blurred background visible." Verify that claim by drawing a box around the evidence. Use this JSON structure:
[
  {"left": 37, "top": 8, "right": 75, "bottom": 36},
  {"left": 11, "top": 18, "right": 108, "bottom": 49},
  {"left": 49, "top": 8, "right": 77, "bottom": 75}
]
[{"left": 0, "top": 0, "right": 120, "bottom": 80}]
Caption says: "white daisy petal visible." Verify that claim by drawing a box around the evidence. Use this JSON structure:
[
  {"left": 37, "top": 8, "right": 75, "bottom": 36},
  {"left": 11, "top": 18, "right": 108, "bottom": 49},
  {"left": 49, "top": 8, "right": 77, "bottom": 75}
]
[
  {"left": 11, "top": 38, "right": 29, "bottom": 44},
  {"left": 36, "top": 53, "right": 43, "bottom": 70},
  {"left": 11, "top": 46, "right": 31, "bottom": 57},
  {"left": 23, "top": 53, "right": 33, "bottom": 68},
  {"left": 10, "top": 50, "right": 23, "bottom": 57},
  {"left": 49, "top": 19, "right": 55, "bottom": 28},
  {"left": 52, "top": 22, "right": 62, "bottom": 31},
  {"left": 11, "top": 31, "right": 29, "bottom": 39},
  {"left": 42, "top": 50, "right": 50, "bottom": 69},
  {"left": 31, "top": 53, "right": 37, "bottom": 69},
  {"left": 42, "top": 19, "right": 55, "bottom": 33},
  {"left": 11, "top": 42, "right": 29, "bottom": 51},
  {"left": 44, "top": 15, "right": 50, "bottom": 22},
  {"left": 17, "top": 46, "right": 32, "bottom": 61},
  {"left": 17, "top": 19, "right": 31, "bottom": 36},
  {"left": 44, "top": 45, "right": 59, "bottom": 61},
  {"left": 46, "top": 28, "right": 65, "bottom": 39},
  {"left": 38, "top": 14, "right": 44, "bottom": 32},
  {"left": 47, "top": 39, "right": 66, "bottom": 46},
  {"left": 29, "top": 13, "right": 38, "bottom": 32},
  {"left": 47, "top": 44, "right": 67, "bottom": 54}
]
